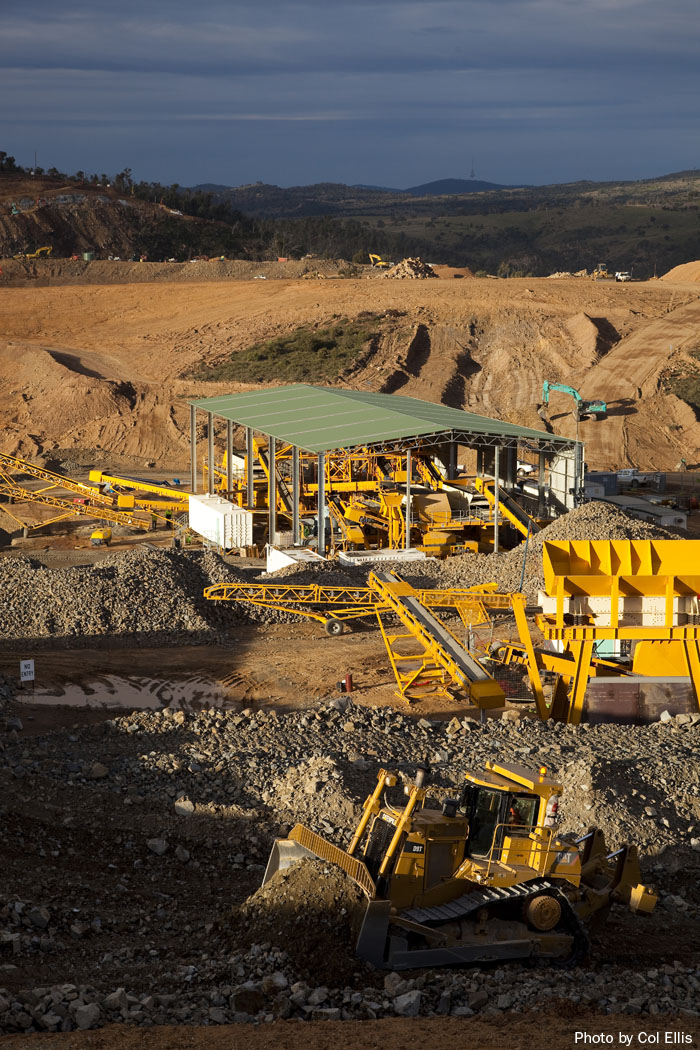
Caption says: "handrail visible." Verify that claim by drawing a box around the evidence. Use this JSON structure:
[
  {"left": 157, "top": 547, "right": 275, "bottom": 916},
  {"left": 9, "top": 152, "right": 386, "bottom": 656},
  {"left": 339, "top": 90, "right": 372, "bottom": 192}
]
[{"left": 482, "top": 821, "right": 555, "bottom": 878}]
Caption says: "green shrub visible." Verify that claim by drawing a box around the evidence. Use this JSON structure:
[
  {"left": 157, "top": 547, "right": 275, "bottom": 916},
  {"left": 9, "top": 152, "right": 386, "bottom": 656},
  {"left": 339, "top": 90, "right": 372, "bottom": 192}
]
[{"left": 193, "top": 316, "right": 382, "bottom": 383}]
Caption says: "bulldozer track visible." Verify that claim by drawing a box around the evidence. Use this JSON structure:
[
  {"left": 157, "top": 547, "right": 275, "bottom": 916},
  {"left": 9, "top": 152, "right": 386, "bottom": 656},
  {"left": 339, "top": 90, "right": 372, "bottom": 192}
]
[{"left": 402, "top": 878, "right": 589, "bottom": 965}]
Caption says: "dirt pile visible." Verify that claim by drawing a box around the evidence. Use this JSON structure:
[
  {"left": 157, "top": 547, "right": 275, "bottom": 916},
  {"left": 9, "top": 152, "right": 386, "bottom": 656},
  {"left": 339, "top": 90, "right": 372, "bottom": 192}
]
[
  {"left": 383, "top": 257, "right": 438, "bottom": 279},
  {"left": 232, "top": 858, "right": 367, "bottom": 986},
  {"left": 0, "top": 547, "right": 246, "bottom": 648},
  {"left": 661, "top": 260, "right": 700, "bottom": 282}
]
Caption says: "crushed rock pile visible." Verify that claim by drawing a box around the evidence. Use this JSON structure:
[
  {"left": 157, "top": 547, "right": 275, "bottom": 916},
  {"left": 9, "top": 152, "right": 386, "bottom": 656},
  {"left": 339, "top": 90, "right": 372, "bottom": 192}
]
[
  {"left": 261, "top": 501, "right": 680, "bottom": 602},
  {"left": 390, "top": 501, "right": 680, "bottom": 600},
  {"left": 0, "top": 546, "right": 249, "bottom": 648},
  {"left": 382, "top": 257, "right": 438, "bottom": 279},
  {"left": 269, "top": 756, "right": 360, "bottom": 831},
  {"left": 232, "top": 858, "right": 367, "bottom": 986}
]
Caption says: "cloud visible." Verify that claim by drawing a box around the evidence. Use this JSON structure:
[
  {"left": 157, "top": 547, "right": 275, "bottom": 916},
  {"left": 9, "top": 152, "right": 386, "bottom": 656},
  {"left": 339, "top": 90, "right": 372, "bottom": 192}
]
[{"left": 1, "top": 0, "right": 699, "bottom": 186}]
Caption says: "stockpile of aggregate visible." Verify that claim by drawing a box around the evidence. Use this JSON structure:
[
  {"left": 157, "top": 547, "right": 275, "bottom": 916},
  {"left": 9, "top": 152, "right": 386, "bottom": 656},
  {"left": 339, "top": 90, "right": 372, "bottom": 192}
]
[
  {"left": 382, "top": 257, "right": 438, "bottom": 279},
  {"left": 262, "top": 501, "right": 680, "bottom": 602},
  {"left": 392, "top": 501, "right": 680, "bottom": 600},
  {"left": 0, "top": 546, "right": 249, "bottom": 648}
]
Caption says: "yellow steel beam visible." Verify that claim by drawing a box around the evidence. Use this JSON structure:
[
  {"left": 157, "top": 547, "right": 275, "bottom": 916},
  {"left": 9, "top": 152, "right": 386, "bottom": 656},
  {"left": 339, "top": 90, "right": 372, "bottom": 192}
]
[
  {"left": 0, "top": 480, "right": 153, "bottom": 530},
  {"left": 683, "top": 641, "right": 700, "bottom": 713},
  {"left": 89, "top": 470, "right": 190, "bottom": 503},
  {"left": 1, "top": 452, "right": 114, "bottom": 504},
  {"left": 511, "top": 593, "right": 549, "bottom": 720},
  {"left": 568, "top": 640, "right": 595, "bottom": 725},
  {"left": 539, "top": 620, "right": 700, "bottom": 641}
]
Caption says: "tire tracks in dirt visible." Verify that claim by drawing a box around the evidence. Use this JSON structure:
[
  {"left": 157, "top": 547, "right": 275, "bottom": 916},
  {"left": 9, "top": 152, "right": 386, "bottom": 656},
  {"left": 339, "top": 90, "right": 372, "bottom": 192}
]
[{"left": 576, "top": 295, "right": 700, "bottom": 467}]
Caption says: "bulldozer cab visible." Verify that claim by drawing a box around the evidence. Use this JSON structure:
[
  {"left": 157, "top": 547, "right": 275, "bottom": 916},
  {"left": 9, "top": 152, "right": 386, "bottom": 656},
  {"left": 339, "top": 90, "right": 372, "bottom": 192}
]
[{"left": 460, "top": 782, "right": 540, "bottom": 859}]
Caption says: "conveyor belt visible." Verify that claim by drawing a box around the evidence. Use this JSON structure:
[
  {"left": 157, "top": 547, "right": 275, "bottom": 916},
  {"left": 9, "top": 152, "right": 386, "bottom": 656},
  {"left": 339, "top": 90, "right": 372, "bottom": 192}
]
[
  {"left": 370, "top": 570, "right": 504, "bottom": 706},
  {"left": 398, "top": 591, "right": 491, "bottom": 683}
]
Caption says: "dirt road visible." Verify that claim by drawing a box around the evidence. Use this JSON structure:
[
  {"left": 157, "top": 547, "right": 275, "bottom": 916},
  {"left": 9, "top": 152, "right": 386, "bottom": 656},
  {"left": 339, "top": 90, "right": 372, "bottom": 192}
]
[
  {"left": 577, "top": 297, "right": 700, "bottom": 467},
  {"left": 3, "top": 1013, "right": 698, "bottom": 1050}
]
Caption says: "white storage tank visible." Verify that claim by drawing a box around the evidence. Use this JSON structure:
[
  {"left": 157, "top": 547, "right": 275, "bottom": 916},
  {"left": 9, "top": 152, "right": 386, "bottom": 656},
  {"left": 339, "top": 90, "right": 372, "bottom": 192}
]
[{"left": 188, "top": 494, "right": 253, "bottom": 548}]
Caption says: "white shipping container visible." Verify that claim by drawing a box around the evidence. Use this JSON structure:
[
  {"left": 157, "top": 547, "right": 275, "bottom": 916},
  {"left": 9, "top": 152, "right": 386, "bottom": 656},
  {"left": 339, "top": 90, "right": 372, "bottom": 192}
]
[{"left": 188, "top": 494, "right": 253, "bottom": 548}]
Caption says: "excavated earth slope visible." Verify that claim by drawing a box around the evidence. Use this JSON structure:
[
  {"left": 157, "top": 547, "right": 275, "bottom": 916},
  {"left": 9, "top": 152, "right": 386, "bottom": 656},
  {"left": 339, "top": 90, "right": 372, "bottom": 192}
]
[{"left": 1, "top": 265, "right": 699, "bottom": 472}]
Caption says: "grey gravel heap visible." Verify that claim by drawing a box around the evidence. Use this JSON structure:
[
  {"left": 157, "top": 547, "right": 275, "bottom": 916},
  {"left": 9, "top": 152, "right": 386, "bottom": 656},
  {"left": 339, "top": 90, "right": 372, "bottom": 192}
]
[
  {"left": 266, "top": 501, "right": 680, "bottom": 602},
  {"left": 0, "top": 547, "right": 249, "bottom": 649}
]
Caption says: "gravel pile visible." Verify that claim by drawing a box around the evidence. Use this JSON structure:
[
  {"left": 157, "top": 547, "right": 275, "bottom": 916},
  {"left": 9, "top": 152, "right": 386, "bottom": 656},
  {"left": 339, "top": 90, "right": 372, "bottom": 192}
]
[
  {"left": 260, "top": 502, "right": 681, "bottom": 603},
  {"left": 1, "top": 697, "right": 699, "bottom": 1031},
  {"left": 0, "top": 501, "right": 674, "bottom": 648},
  {"left": 382, "top": 257, "right": 438, "bottom": 279},
  {"left": 0, "top": 546, "right": 249, "bottom": 649},
  {"left": 230, "top": 501, "right": 682, "bottom": 634},
  {"left": 232, "top": 858, "right": 367, "bottom": 986}
]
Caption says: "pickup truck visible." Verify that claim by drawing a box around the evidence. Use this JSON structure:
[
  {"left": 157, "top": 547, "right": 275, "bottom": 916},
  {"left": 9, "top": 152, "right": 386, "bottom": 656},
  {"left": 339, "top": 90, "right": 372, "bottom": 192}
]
[
  {"left": 616, "top": 468, "right": 662, "bottom": 488},
  {"left": 615, "top": 271, "right": 632, "bottom": 282}
]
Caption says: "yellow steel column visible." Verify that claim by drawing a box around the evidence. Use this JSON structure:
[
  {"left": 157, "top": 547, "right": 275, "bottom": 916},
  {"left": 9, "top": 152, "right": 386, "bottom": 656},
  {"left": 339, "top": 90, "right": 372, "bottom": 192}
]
[
  {"left": 665, "top": 576, "right": 676, "bottom": 627},
  {"left": 568, "top": 639, "right": 594, "bottom": 725},
  {"left": 610, "top": 575, "right": 620, "bottom": 629},
  {"left": 683, "top": 639, "right": 700, "bottom": 713},
  {"left": 511, "top": 594, "right": 549, "bottom": 720}
]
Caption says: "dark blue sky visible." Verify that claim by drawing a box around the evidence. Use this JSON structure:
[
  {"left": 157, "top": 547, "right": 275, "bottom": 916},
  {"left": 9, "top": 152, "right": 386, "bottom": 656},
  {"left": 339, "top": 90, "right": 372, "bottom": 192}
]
[{"left": 3, "top": 0, "right": 699, "bottom": 188}]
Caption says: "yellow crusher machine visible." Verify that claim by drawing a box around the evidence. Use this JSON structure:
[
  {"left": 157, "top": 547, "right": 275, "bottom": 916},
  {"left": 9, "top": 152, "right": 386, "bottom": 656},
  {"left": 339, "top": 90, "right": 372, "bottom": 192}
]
[
  {"left": 264, "top": 762, "right": 656, "bottom": 969},
  {"left": 203, "top": 440, "right": 543, "bottom": 555}
]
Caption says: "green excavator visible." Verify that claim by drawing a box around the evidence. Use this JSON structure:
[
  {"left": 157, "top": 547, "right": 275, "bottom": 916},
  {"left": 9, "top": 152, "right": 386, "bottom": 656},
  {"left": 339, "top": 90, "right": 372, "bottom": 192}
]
[{"left": 539, "top": 381, "right": 607, "bottom": 423}]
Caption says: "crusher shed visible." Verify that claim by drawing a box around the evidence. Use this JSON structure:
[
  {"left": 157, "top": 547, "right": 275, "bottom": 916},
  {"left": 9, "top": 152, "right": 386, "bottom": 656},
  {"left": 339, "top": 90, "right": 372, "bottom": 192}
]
[{"left": 187, "top": 385, "right": 583, "bottom": 553}]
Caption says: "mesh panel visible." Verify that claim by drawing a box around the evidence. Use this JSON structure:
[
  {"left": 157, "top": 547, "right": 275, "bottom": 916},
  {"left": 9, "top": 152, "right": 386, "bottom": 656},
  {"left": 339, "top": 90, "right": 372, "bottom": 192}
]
[{"left": 363, "top": 817, "right": 396, "bottom": 878}]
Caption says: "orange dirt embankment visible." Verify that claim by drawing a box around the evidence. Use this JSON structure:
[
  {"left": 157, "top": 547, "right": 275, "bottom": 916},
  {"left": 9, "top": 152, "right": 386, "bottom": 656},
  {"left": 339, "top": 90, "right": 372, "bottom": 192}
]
[
  {"left": 661, "top": 259, "right": 700, "bottom": 282},
  {"left": 0, "top": 269, "right": 698, "bottom": 472}
]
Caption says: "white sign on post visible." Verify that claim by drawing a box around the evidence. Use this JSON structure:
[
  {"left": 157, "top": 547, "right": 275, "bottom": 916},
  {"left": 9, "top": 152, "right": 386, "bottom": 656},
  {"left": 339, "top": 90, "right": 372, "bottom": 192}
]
[{"left": 20, "top": 659, "right": 35, "bottom": 683}]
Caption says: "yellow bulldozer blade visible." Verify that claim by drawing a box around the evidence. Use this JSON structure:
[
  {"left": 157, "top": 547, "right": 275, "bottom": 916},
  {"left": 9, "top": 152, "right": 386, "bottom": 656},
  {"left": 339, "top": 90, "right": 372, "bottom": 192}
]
[{"left": 262, "top": 824, "right": 376, "bottom": 899}]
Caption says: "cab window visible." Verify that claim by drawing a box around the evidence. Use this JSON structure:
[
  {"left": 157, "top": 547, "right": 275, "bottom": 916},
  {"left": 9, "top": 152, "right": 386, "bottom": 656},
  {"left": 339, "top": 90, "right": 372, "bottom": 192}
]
[
  {"left": 506, "top": 794, "right": 538, "bottom": 832},
  {"left": 466, "top": 787, "right": 503, "bottom": 857}
]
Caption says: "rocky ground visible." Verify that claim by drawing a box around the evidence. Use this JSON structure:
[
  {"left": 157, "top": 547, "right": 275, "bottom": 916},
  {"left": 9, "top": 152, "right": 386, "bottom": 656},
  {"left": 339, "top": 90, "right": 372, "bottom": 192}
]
[
  {"left": 1, "top": 692, "right": 699, "bottom": 1034},
  {"left": 0, "top": 547, "right": 249, "bottom": 649}
]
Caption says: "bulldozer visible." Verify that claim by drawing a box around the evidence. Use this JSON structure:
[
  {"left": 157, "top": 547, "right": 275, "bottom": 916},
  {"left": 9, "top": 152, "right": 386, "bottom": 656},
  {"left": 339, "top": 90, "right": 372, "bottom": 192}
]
[{"left": 264, "top": 761, "right": 656, "bottom": 969}]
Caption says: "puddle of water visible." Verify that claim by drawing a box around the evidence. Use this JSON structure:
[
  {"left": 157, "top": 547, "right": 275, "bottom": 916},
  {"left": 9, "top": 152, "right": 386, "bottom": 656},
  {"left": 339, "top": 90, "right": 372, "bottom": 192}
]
[{"left": 16, "top": 674, "right": 231, "bottom": 712}]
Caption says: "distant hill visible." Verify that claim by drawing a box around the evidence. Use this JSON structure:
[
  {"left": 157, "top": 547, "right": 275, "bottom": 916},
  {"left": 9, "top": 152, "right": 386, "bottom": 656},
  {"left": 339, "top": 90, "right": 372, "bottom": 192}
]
[
  {"left": 6, "top": 162, "right": 700, "bottom": 278},
  {"left": 404, "top": 178, "right": 519, "bottom": 195}
]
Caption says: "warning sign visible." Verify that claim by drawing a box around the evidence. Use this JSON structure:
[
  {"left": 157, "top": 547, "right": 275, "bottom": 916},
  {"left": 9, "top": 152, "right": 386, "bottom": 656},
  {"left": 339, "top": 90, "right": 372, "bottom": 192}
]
[{"left": 20, "top": 659, "right": 34, "bottom": 682}]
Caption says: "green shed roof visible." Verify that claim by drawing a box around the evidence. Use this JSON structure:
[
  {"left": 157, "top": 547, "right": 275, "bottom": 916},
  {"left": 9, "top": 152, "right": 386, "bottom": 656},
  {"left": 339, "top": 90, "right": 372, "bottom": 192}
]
[{"left": 189, "top": 385, "right": 575, "bottom": 454}]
